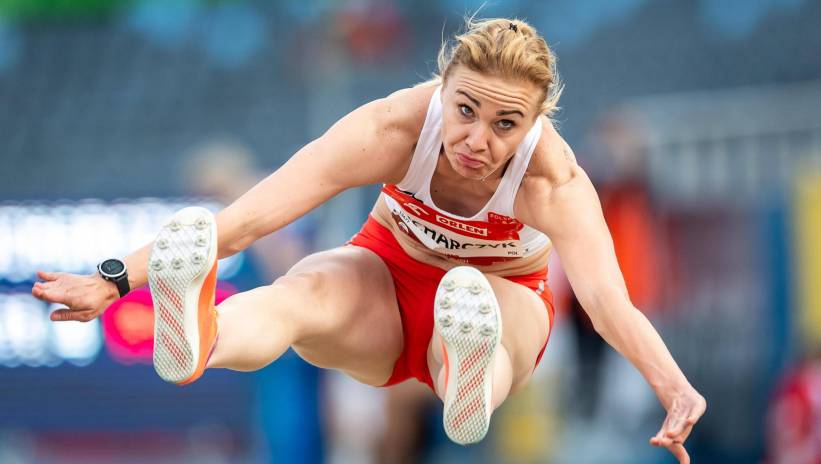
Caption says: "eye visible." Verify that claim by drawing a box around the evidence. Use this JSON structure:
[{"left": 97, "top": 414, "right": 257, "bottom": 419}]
[
  {"left": 496, "top": 119, "right": 515, "bottom": 130},
  {"left": 458, "top": 104, "right": 474, "bottom": 117}
]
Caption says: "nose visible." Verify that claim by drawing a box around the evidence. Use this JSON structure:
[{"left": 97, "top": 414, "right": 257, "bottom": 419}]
[{"left": 465, "top": 123, "right": 489, "bottom": 153}]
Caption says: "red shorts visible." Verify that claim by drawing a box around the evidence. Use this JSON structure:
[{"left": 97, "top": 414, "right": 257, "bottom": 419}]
[{"left": 348, "top": 216, "right": 555, "bottom": 391}]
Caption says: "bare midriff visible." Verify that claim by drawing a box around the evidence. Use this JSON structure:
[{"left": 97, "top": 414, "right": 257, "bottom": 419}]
[{"left": 369, "top": 193, "right": 551, "bottom": 277}]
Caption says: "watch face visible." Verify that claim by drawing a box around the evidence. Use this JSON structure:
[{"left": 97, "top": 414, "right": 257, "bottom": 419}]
[{"left": 100, "top": 259, "right": 125, "bottom": 277}]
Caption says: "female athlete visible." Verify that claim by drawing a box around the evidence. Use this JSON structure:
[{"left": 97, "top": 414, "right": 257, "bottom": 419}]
[{"left": 32, "top": 18, "right": 705, "bottom": 462}]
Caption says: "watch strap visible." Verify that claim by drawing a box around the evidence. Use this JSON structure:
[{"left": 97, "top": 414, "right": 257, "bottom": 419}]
[
  {"left": 113, "top": 274, "right": 130, "bottom": 298},
  {"left": 98, "top": 260, "right": 130, "bottom": 298}
]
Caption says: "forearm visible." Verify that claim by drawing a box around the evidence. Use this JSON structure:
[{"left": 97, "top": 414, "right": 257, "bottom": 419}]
[
  {"left": 122, "top": 242, "right": 153, "bottom": 290},
  {"left": 588, "top": 292, "right": 692, "bottom": 408}
]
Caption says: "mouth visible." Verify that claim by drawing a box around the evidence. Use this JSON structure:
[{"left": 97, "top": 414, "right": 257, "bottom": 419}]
[{"left": 455, "top": 152, "right": 484, "bottom": 169}]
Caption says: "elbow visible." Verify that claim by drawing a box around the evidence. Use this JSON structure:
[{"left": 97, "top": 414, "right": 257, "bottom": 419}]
[
  {"left": 581, "top": 285, "right": 634, "bottom": 338},
  {"left": 588, "top": 312, "right": 613, "bottom": 340}
]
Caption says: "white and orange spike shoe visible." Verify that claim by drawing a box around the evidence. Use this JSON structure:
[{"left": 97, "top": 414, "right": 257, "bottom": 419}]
[
  {"left": 434, "top": 266, "right": 502, "bottom": 445},
  {"left": 148, "top": 206, "right": 218, "bottom": 385}
]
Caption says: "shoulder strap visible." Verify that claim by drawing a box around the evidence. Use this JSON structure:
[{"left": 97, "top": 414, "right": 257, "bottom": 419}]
[
  {"left": 395, "top": 86, "right": 443, "bottom": 193},
  {"left": 493, "top": 117, "right": 543, "bottom": 217}
]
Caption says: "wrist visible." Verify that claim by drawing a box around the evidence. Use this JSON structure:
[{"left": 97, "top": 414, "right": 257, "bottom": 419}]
[
  {"left": 655, "top": 380, "right": 696, "bottom": 409},
  {"left": 97, "top": 258, "right": 131, "bottom": 298},
  {"left": 94, "top": 272, "right": 120, "bottom": 301}
]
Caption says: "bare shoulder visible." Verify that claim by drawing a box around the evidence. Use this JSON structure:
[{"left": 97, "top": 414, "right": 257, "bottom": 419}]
[
  {"left": 515, "top": 117, "right": 597, "bottom": 227},
  {"left": 318, "top": 82, "right": 435, "bottom": 185},
  {"left": 374, "top": 82, "right": 436, "bottom": 143},
  {"left": 362, "top": 83, "right": 436, "bottom": 183},
  {"left": 520, "top": 117, "right": 580, "bottom": 196}
]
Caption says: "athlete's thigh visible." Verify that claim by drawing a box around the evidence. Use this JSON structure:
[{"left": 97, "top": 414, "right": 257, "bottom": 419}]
[
  {"left": 485, "top": 275, "right": 550, "bottom": 390},
  {"left": 283, "top": 245, "right": 403, "bottom": 385}
]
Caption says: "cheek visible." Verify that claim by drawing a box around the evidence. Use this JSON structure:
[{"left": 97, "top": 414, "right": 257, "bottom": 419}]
[
  {"left": 442, "top": 121, "right": 468, "bottom": 147},
  {"left": 489, "top": 139, "right": 515, "bottom": 163},
  {"left": 494, "top": 133, "right": 527, "bottom": 157}
]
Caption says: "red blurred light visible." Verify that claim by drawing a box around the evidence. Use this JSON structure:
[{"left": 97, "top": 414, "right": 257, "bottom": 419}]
[{"left": 102, "top": 284, "right": 236, "bottom": 365}]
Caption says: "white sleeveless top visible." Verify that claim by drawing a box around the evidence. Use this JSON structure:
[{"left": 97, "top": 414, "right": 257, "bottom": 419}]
[{"left": 380, "top": 86, "right": 550, "bottom": 266}]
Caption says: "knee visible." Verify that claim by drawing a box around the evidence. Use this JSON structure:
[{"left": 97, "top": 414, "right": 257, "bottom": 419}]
[
  {"left": 270, "top": 271, "right": 337, "bottom": 332},
  {"left": 273, "top": 270, "right": 328, "bottom": 303}
]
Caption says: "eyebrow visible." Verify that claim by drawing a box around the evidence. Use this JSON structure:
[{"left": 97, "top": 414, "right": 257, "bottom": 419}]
[{"left": 455, "top": 89, "right": 525, "bottom": 118}]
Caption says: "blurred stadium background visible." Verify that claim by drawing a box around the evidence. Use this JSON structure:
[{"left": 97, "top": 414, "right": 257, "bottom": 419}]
[{"left": 1, "top": 0, "right": 820, "bottom": 463}]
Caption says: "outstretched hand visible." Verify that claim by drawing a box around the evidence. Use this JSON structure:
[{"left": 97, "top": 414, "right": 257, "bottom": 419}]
[
  {"left": 31, "top": 271, "right": 120, "bottom": 322},
  {"left": 650, "top": 388, "right": 707, "bottom": 464}
]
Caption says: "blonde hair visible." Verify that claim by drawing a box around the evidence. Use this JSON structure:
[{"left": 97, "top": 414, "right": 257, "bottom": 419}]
[{"left": 435, "top": 17, "right": 563, "bottom": 117}]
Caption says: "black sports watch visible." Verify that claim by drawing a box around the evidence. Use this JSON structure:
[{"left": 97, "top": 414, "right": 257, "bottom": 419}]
[{"left": 97, "top": 258, "right": 130, "bottom": 298}]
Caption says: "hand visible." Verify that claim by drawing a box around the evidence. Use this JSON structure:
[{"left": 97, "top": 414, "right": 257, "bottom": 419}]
[
  {"left": 650, "top": 387, "right": 707, "bottom": 464},
  {"left": 31, "top": 270, "right": 120, "bottom": 322}
]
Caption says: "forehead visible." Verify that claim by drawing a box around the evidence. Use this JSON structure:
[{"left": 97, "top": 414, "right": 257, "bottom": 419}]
[{"left": 444, "top": 68, "right": 539, "bottom": 114}]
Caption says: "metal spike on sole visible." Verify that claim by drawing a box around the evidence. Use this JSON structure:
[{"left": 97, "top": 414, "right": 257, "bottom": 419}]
[
  {"left": 148, "top": 206, "right": 217, "bottom": 384},
  {"left": 434, "top": 266, "right": 502, "bottom": 445},
  {"left": 469, "top": 281, "right": 483, "bottom": 294},
  {"left": 439, "top": 295, "right": 453, "bottom": 309}
]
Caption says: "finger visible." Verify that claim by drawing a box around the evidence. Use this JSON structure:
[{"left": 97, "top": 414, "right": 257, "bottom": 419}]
[
  {"left": 673, "top": 421, "right": 694, "bottom": 440},
  {"left": 650, "top": 422, "right": 665, "bottom": 446},
  {"left": 666, "top": 411, "right": 689, "bottom": 437},
  {"left": 667, "top": 442, "right": 690, "bottom": 464},
  {"left": 31, "top": 286, "right": 53, "bottom": 302},
  {"left": 37, "top": 270, "right": 60, "bottom": 282},
  {"left": 50, "top": 308, "right": 96, "bottom": 322},
  {"left": 668, "top": 405, "right": 704, "bottom": 440},
  {"left": 650, "top": 429, "right": 672, "bottom": 447},
  {"left": 50, "top": 309, "right": 71, "bottom": 321},
  {"left": 654, "top": 413, "right": 674, "bottom": 443},
  {"left": 651, "top": 436, "right": 673, "bottom": 447},
  {"left": 34, "top": 281, "right": 53, "bottom": 291},
  {"left": 32, "top": 282, "right": 59, "bottom": 301},
  {"left": 667, "top": 420, "right": 694, "bottom": 441},
  {"left": 37, "top": 288, "right": 69, "bottom": 305}
]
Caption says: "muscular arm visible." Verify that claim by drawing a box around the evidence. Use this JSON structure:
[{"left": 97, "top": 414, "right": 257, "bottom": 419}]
[
  {"left": 37, "top": 86, "right": 429, "bottom": 323},
  {"left": 522, "top": 162, "right": 691, "bottom": 399},
  {"left": 123, "top": 90, "right": 425, "bottom": 289},
  {"left": 517, "top": 134, "right": 705, "bottom": 462}
]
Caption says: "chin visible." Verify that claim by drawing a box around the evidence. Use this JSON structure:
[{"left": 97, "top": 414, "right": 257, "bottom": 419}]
[
  {"left": 446, "top": 151, "right": 486, "bottom": 179},
  {"left": 449, "top": 159, "right": 482, "bottom": 179},
  {"left": 460, "top": 169, "right": 486, "bottom": 180}
]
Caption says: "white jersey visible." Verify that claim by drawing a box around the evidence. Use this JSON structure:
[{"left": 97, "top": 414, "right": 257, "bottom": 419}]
[{"left": 381, "top": 86, "right": 551, "bottom": 266}]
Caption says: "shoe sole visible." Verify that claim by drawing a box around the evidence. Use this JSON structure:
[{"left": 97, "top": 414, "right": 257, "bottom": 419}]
[
  {"left": 148, "top": 206, "right": 217, "bottom": 384},
  {"left": 434, "top": 266, "right": 502, "bottom": 445}
]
